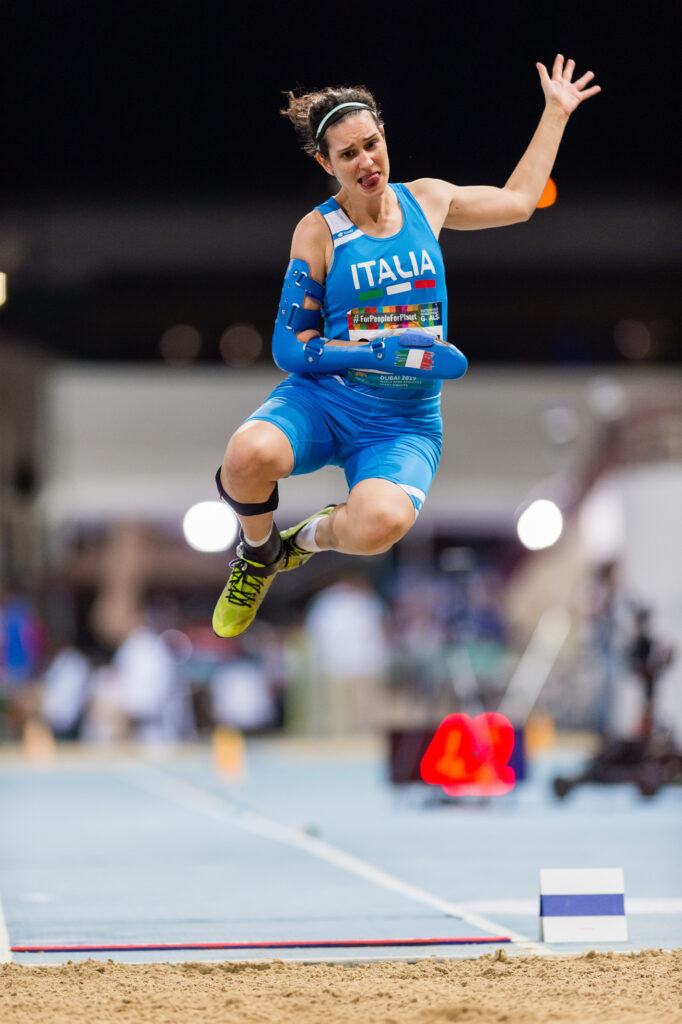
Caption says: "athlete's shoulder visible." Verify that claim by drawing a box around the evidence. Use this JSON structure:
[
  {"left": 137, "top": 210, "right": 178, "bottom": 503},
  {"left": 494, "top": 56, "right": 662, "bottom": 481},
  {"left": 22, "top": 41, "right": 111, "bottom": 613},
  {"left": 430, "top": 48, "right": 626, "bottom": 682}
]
[
  {"left": 291, "top": 209, "right": 333, "bottom": 250},
  {"left": 290, "top": 210, "right": 332, "bottom": 281},
  {"left": 402, "top": 179, "right": 456, "bottom": 238},
  {"left": 293, "top": 208, "right": 330, "bottom": 238},
  {"left": 404, "top": 178, "right": 457, "bottom": 202}
]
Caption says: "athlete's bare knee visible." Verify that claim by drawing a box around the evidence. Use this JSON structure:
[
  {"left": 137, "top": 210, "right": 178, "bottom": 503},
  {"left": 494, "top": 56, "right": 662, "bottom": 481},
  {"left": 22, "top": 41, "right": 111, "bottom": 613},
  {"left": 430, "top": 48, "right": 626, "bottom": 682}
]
[
  {"left": 352, "top": 503, "right": 413, "bottom": 554},
  {"left": 223, "top": 423, "right": 291, "bottom": 492}
]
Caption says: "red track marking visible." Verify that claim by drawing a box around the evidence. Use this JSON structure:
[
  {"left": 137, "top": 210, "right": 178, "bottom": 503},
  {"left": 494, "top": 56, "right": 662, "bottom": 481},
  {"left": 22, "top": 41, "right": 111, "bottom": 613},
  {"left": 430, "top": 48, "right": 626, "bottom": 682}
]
[{"left": 12, "top": 936, "right": 511, "bottom": 953}]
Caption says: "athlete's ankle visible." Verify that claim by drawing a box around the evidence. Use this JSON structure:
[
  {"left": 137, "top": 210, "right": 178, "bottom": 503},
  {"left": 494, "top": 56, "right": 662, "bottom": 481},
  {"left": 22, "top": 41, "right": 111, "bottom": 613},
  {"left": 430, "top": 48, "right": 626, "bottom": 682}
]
[
  {"left": 241, "top": 524, "right": 282, "bottom": 565},
  {"left": 294, "top": 516, "right": 327, "bottom": 553}
]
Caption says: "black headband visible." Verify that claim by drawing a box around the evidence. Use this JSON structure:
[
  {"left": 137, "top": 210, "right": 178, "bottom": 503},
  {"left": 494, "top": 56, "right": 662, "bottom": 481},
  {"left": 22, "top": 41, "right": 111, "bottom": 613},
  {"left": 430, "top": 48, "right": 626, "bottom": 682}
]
[{"left": 315, "top": 102, "right": 376, "bottom": 148}]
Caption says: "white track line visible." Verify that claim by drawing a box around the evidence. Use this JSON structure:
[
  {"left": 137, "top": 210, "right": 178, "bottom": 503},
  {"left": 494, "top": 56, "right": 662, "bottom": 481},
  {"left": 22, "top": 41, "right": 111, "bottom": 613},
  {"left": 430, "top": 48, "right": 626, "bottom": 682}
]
[
  {"left": 122, "top": 763, "right": 545, "bottom": 954},
  {"left": 0, "top": 888, "right": 12, "bottom": 963}
]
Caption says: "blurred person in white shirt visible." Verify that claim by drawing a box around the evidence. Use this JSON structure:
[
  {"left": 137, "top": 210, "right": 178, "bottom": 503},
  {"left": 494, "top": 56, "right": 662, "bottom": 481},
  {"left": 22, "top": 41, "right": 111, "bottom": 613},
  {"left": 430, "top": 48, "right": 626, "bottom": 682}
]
[
  {"left": 111, "top": 615, "right": 183, "bottom": 742},
  {"left": 302, "top": 573, "right": 389, "bottom": 735},
  {"left": 210, "top": 642, "right": 277, "bottom": 732},
  {"left": 41, "top": 638, "right": 91, "bottom": 739}
]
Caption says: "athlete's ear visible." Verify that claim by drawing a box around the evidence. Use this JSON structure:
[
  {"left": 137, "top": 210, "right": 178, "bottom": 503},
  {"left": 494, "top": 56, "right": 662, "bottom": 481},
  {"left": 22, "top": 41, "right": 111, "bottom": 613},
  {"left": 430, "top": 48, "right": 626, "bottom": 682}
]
[{"left": 315, "top": 151, "right": 334, "bottom": 177}]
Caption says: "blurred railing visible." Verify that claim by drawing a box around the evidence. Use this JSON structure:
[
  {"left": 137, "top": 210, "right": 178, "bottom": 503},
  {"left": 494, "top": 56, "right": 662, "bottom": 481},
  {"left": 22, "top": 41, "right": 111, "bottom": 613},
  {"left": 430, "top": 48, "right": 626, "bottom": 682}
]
[{"left": 579, "top": 391, "right": 682, "bottom": 500}]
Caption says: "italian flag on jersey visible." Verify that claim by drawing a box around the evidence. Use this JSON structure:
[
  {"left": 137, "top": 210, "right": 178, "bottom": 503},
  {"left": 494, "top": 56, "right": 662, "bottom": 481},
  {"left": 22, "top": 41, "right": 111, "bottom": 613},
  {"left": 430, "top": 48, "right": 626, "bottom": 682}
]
[{"left": 395, "top": 349, "right": 435, "bottom": 370}]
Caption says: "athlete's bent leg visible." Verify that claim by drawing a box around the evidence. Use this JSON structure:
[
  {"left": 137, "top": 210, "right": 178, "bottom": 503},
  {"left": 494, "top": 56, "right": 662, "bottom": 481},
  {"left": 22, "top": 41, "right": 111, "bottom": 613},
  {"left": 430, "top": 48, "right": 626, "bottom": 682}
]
[
  {"left": 315, "top": 478, "right": 416, "bottom": 555},
  {"left": 213, "top": 420, "right": 295, "bottom": 639},
  {"left": 221, "top": 420, "right": 295, "bottom": 544}
]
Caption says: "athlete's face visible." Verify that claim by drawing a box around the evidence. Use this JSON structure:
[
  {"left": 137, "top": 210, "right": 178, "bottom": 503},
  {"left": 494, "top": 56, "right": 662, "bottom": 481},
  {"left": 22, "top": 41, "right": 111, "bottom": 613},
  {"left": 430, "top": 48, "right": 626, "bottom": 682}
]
[{"left": 316, "top": 111, "right": 389, "bottom": 199}]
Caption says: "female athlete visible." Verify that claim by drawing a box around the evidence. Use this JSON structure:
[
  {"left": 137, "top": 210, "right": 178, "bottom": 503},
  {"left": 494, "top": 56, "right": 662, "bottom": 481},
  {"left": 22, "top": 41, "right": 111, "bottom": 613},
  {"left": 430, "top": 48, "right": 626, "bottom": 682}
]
[{"left": 213, "top": 54, "right": 600, "bottom": 638}]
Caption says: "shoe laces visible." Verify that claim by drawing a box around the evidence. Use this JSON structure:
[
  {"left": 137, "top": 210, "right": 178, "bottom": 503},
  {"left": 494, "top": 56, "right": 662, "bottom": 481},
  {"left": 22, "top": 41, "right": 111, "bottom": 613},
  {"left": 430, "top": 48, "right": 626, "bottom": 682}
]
[{"left": 225, "top": 558, "right": 269, "bottom": 607}]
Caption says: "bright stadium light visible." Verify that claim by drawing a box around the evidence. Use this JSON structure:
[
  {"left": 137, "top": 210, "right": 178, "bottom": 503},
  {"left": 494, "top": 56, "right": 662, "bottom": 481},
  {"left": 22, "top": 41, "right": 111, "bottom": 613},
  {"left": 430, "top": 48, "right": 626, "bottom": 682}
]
[
  {"left": 517, "top": 499, "right": 563, "bottom": 551},
  {"left": 183, "top": 501, "right": 238, "bottom": 552}
]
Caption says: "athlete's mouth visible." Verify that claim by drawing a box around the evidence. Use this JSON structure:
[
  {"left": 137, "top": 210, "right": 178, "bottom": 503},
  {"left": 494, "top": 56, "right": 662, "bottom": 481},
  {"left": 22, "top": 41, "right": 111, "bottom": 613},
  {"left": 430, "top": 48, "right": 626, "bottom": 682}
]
[{"left": 359, "top": 172, "right": 381, "bottom": 189}]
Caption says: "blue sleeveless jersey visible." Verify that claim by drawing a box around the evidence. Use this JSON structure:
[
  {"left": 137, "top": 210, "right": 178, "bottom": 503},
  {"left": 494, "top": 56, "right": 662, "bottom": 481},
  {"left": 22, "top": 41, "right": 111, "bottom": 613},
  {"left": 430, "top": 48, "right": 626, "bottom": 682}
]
[{"left": 311, "top": 183, "right": 448, "bottom": 401}]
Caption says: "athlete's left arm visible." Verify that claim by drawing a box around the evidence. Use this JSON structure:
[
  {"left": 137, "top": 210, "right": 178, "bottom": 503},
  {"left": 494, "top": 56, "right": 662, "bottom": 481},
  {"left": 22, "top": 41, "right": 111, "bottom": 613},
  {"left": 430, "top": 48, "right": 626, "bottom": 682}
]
[{"left": 411, "top": 55, "right": 600, "bottom": 233}]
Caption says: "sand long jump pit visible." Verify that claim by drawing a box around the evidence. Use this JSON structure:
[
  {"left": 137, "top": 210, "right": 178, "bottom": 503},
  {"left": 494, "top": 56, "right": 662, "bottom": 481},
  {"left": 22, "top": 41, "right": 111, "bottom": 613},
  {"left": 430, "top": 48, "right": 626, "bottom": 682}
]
[{"left": 2, "top": 948, "right": 681, "bottom": 1024}]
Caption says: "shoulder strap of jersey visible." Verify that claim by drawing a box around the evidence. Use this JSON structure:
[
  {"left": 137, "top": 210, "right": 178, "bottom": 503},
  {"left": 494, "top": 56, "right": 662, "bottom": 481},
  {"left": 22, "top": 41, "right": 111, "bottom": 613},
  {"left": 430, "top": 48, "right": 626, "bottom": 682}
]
[
  {"left": 315, "top": 197, "right": 363, "bottom": 250},
  {"left": 393, "top": 182, "right": 436, "bottom": 237}
]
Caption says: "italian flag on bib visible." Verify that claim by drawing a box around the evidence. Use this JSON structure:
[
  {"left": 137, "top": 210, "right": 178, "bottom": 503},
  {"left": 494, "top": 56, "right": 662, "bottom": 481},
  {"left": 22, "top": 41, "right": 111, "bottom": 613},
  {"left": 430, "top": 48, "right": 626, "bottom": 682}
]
[{"left": 395, "top": 349, "right": 435, "bottom": 370}]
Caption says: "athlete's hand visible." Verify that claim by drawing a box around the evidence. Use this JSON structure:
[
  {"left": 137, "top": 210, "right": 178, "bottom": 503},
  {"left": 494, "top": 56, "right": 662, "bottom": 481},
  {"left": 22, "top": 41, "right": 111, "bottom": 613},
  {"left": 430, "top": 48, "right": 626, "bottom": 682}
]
[
  {"left": 373, "top": 334, "right": 467, "bottom": 380},
  {"left": 536, "top": 54, "right": 600, "bottom": 117},
  {"left": 396, "top": 328, "right": 434, "bottom": 348}
]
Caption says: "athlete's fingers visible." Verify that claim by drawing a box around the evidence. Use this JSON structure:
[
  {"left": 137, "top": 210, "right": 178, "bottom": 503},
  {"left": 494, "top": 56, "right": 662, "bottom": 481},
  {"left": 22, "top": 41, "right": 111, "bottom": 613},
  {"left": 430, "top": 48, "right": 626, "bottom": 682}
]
[
  {"left": 574, "top": 70, "right": 595, "bottom": 90},
  {"left": 562, "top": 58, "right": 575, "bottom": 82},
  {"left": 552, "top": 53, "right": 564, "bottom": 79},
  {"left": 536, "top": 62, "right": 551, "bottom": 87}
]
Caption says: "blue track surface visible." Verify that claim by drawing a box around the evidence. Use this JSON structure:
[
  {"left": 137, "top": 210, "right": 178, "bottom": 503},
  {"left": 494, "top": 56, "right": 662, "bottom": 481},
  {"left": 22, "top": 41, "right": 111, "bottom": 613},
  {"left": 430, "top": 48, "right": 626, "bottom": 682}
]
[{"left": 0, "top": 740, "right": 680, "bottom": 963}]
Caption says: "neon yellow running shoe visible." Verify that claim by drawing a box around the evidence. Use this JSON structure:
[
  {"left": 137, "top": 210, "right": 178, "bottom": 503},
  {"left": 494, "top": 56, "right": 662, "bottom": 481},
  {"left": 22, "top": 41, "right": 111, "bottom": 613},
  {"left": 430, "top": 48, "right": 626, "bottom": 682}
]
[
  {"left": 212, "top": 542, "right": 283, "bottom": 638},
  {"left": 279, "top": 505, "right": 336, "bottom": 573}
]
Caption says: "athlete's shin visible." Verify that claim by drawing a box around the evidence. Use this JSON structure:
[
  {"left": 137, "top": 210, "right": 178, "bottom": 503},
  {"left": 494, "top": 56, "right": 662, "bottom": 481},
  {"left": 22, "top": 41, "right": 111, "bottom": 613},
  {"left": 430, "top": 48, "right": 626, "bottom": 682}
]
[
  {"left": 212, "top": 460, "right": 285, "bottom": 637},
  {"left": 310, "top": 507, "right": 341, "bottom": 551}
]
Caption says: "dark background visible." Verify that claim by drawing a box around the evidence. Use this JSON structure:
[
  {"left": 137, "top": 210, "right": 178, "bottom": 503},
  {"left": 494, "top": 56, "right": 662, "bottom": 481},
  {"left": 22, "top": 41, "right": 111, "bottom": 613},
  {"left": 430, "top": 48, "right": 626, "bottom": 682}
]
[{"left": 0, "top": 0, "right": 679, "bottom": 364}]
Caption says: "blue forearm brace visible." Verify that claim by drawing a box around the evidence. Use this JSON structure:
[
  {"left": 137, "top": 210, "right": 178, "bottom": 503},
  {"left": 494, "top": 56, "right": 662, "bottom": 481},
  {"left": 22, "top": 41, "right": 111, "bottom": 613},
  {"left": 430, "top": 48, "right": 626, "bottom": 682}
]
[{"left": 272, "top": 259, "right": 467, "bottom": 380}]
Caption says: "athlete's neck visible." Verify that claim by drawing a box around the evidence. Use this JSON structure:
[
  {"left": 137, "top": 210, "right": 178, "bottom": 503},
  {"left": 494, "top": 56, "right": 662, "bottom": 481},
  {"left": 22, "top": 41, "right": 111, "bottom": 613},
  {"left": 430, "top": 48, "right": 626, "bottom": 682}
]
[{"left": 335, "top": 184, "right": 401, "bottom": 236}]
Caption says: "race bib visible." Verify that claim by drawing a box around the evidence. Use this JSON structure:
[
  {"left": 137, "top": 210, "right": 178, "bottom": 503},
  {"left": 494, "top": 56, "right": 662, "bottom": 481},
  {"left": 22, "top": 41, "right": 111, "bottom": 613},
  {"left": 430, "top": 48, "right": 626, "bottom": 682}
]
[{"left": 346, "top": 302, "right": 443, "bottom": 388}]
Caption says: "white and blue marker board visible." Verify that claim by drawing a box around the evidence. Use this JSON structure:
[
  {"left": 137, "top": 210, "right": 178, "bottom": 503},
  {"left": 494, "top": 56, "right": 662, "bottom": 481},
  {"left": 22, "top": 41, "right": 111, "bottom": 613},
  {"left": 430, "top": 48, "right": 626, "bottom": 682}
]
[{"left": 540, "top": 868, "right": 627, "bottom": 942}]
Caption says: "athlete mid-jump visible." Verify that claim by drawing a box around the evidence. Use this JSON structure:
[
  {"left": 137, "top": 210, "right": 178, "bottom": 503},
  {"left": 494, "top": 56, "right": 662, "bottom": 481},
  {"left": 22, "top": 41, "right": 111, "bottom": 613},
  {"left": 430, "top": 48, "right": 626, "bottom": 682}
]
[{"left": 212, "top": 55, "right": 600, "bottom": 638}]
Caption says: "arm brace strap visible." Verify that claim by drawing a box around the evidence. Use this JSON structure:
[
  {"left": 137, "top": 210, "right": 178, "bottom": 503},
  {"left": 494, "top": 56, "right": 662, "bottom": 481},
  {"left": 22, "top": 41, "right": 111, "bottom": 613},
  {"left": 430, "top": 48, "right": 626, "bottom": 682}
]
[{"left": 272, "top": 259, "right": 467, "bottom": 380}]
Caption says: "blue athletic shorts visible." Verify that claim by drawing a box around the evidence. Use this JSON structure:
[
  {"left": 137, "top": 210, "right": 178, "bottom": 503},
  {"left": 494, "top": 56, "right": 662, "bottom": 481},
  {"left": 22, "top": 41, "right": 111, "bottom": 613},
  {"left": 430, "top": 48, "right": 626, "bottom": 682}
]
[{"left": 244, "top": 374, "right": 443, "bottom": 514}]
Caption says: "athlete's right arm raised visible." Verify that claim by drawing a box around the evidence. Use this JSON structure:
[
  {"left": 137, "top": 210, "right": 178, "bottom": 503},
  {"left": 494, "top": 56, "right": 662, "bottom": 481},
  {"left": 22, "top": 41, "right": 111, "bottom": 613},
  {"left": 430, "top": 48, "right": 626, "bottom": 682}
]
[{"left": 271, "top": 213, "right": 468, "bottom": 380}]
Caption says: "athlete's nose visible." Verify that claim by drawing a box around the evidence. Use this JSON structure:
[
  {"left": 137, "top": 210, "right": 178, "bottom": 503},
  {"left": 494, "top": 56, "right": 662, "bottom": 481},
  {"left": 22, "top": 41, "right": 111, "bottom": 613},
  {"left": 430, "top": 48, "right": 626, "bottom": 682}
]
[{"left": 357, "top": 150, "right": 375, "bottom": 172}]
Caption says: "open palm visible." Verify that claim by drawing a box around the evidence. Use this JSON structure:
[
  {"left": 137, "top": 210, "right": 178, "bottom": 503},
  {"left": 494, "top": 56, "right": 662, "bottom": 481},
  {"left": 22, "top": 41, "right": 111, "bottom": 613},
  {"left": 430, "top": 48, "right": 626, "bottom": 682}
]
[{"left": 537, "top": 54, "right": 601, "bottom": 115}]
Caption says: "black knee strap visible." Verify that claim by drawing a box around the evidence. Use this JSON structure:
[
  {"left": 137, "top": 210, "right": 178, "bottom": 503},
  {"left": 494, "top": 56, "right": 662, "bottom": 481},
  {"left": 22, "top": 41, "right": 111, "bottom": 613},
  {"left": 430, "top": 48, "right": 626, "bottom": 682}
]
[{"left": 215, "top": 468, "right": 279, "bottom": 516}]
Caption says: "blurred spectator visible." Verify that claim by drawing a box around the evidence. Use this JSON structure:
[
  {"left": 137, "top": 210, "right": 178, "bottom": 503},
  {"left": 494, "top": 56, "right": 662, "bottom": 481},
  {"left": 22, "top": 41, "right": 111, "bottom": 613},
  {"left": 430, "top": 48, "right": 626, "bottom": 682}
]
[
  {"left": 41, "top": 638, "right": 91, "bottom": 740},
  {"left": 460, "top": 568, "right": 509, "bottom": 704},
  {"left": 583, "top": 561, "right": 638, "bottom": 736},
  {"left": 80, "top": 661, "right": 128, "bottom": 743},
  {"left": 210, "top": 640, "right": 277, "bottom": 732},
  {"left": 84, "top": 612, "right": 194, "bottom": 743},
  {"left": 0, "top": 591, "right": 47, "bottom": 737},
  {"left": 391, "top": 567, "right": 451, "bottom": 660},
  {"left": 388, "top": 567, "right": 453, "bottom": 707},
  {"left": 300, "top": 573, "right": 390, "bottom": 735},
  {"left": 386, "top": 560, "right": 511, "bottom": 717},
  {"left": 114, "top": 617, "right": 175, "bottom": 738},
  {"left": 466, "top": 569, "right": 506, "bottom": 643},
  {"left": 627, "top": 607, "right": 674, "bottom": 739}
]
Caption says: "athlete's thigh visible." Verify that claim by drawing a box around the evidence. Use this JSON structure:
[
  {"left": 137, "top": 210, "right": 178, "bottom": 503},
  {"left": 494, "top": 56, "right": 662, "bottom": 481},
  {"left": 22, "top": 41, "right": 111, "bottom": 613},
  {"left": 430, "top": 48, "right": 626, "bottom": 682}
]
[
  {"left": 343, "top": 433, "right": 441, "bottom": 515},
  {"left": 243, "top": 378, "right": 338, "bottom": 476}
]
